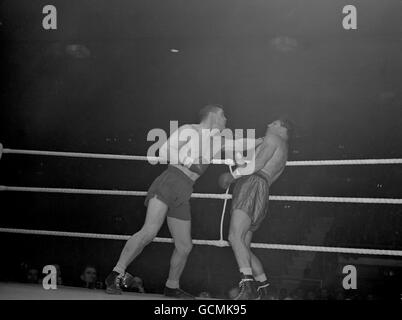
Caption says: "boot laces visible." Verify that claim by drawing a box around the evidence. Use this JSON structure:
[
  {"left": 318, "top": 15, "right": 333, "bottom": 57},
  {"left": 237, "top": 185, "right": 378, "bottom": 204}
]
[{"left": 235, "top": 278, "right": 253, "bottom": 300}]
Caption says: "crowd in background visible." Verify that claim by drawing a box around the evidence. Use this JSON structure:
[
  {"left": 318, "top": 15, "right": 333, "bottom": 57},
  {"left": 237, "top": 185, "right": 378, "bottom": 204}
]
[
  {"left": 17, "top": 261, "right": 393, "bottom": 300},
  {"left": 18, "top": 262, "right": 145, "bottom": 293}
]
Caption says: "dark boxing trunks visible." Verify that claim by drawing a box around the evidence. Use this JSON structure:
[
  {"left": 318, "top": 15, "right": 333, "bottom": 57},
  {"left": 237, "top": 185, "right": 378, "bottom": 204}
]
[
  {"left": 145, "top": 165, "right": 194, "bottom": 221},
  {"left": 231, "top": 171, "right": 270, "bottom": 232}
]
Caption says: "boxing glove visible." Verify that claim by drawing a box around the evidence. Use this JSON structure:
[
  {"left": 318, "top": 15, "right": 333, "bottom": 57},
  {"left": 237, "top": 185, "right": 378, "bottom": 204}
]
[
  {"left": 218, "top": 172, "right": 235, "bottom": 189},
  {"left": 183, "top": 156, "right": 210, "bottom": 175}
]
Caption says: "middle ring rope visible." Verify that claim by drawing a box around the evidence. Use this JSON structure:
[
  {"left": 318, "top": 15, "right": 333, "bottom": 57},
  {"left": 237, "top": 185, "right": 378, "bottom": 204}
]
[
  {"left": 1, "top": 185, "right": 401, "bottom": 204},
  {"left": 1, "top": 227, "right": 401, "bottom": 256}
]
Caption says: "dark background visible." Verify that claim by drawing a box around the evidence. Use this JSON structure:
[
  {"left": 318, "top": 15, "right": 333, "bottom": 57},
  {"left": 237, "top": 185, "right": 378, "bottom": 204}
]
[{"left": 1, "top": 0, "right": 402, "bottom": 298}]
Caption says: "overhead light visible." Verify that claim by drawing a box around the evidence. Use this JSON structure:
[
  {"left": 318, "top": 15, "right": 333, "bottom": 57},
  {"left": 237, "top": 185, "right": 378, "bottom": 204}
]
[{"left": 170, "top": 49, "right": 179, "bottom": 53}]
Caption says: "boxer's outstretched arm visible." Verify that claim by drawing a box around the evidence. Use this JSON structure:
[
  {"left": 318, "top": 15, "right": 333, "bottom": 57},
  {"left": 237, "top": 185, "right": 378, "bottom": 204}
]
[
  {"left": 221, "top": 137, "right": 264, "bottom": 153},
  {"left": 233, "top": 138, "right": 277, "bottom": 177}
]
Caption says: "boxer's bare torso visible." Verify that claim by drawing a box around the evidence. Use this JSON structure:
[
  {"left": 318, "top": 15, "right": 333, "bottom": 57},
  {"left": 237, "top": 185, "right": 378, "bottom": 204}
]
[
  {"left": 161, "top": 124, "right": 262, "bottom": 182},
  {"left": 256, "top": 134, "right": 288, "bottom": 186}
]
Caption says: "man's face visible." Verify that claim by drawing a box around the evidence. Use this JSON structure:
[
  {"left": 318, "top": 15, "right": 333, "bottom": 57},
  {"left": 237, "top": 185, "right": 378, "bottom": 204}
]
[
  {"left": 133, "top": 277, "right": 143, "bottom": 288},
  {"left": 27, "top": 269, "right": 39, "bottom": 283},
  {"left": 268, "top": 120, "right": 282, "bottom": 129},
  {"left": 266, "top": 120, "right": 284, "bottom": 134},
  {"left": 214, "top": 109, "right": 227, "bottom": 131},
  {"left": 82, "top": 267, "right": 97, "bottom": 283}
]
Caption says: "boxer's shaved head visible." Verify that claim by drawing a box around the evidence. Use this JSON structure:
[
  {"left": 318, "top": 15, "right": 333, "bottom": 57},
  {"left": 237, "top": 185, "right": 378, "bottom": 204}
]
[{"left": 199, "top": 104, "right": 224, "bottom": 122}]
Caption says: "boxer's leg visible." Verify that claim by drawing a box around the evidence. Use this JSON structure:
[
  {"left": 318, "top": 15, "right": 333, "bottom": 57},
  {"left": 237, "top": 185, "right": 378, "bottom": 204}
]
[
  {"left": 245, "top": 231, "right": 269, "bottom": 298},
  {"left": 114, "top": 196, "right": 167, "bottom": 274},
  {"left": 164, "top": 215, "right": 194, "bottom": 298},
  {"left": 244, "top": 231, "right": 266, "bottom": 280},
  {"left": 106, "top": 196, "right": 167, "bottom": 294},
  {"left": 228, "top": 209, "right": 252, "bottom": 275},
  {"left": 166, "top": 217, "right": 192, "bottom": 285},
  {"left": 228, "top": 209, "right": 259, "bottom": 299}
]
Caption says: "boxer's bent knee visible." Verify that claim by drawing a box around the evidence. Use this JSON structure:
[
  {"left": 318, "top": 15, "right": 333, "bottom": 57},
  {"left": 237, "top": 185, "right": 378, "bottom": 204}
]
[
  {"left": 228, "top": 229, "right": 247, "bottom": 246},
  {"left": 174, "top": 241, "right": 193, "bottom": 256},
  {"left": 228, "top": 232, "right": 238, "bottom": 246}
]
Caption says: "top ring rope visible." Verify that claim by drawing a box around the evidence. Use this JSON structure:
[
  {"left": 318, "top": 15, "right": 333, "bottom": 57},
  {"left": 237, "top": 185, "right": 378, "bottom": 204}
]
[
  {"left": 1, "top": 144, "right": 402, "bottom": 166},
  {"left": 0, "top": 144, "right": 233, "bottom": 165}
]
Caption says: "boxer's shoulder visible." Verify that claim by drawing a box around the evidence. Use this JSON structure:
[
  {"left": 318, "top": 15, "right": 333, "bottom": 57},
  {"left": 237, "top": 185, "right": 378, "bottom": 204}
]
[
  {"left": 263, "top": 133, "right": 284, "bottom": 146},
  {"left": 178, "top": 123, "right": 200, "bottom": 133}
]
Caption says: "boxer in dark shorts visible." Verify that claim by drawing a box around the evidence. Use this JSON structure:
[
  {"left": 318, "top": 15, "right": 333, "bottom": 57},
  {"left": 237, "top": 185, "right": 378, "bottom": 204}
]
[
  {"left": 219, "top": 118, "right": 293, "bottom": 300},
  {"left": 104, "top": 104, "right": 261, "bottom": 299},
  {"left": 231, "top": 171, "right": 270, "bottom": 232},
  {"left": 145, "top": 165, "right": 194, "bottom": 221}
]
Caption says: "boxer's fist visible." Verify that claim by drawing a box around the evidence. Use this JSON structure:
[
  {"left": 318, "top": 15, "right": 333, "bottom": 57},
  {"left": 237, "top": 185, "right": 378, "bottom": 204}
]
[
  {"left": 182, "top": 156, "right": 209, "bottom": 175},
  {"left": 188, "top": 163, "right": 209, "bottom": 175},
  {"left": 218, "top": 172, "right": 235, "bottom": 189},
  {"left": 234, "top": 152, "right": 247, "bottom": 167},
  {"left": 188, "top": 157, "right": 210, "bottom": 175}
]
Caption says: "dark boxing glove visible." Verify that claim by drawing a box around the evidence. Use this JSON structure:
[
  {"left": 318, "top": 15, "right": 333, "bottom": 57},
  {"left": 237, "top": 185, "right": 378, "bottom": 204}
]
[
  {"left": 218, "top": 172, "right": 235, "bottom": 189},
  {"left": 183, "top": 156, "right": 210, "bottom": 176},
  {"left": 189, "top": 162, "right": 209, "bottom": 175}
]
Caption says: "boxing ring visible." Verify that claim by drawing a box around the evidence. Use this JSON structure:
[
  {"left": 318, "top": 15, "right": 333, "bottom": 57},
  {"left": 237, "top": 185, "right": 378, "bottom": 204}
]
[{"left": 1, "top": 143, "right": 402, "bottom": 299}]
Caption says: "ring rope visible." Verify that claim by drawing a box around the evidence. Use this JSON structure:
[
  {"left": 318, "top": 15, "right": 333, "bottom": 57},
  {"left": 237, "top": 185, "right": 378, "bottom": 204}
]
[
  {"left": 1, "top": 227, "right": 401, "bottom": 256},
  {"left": 1, "top": 146, "right": 233, "bottom": 165},
  {"left": 1, "top": 144, "right": 402, "bottom": 257},
  {"left": 1, "top": 185, "right": 402, "bottom": 204},
  {"left": 2, "top": 144, "right": 402, "bottom": 166},
  {"left": 218, "top": 165, "right": 233, "bottom": 241}
]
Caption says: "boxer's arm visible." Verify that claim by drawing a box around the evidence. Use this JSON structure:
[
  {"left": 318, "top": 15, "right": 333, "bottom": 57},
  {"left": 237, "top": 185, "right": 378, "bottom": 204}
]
[
  {"left": 221, "top": 137, "right": 264, "bottom": 152},
  {"left": 159, "top": 125, "right": 192, "bottom": 165},
  {"left": 232, "top": 138, "right": 277, "bottom": 178}
]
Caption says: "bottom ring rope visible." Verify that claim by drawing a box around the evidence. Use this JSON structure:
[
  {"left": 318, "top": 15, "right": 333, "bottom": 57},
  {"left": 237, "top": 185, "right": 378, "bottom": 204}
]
[{"left": 1, "top": 227, "right": 401, "bottom": 256}]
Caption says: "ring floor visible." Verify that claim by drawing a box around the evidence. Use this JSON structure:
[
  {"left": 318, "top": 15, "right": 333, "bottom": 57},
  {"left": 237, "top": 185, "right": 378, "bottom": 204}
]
[{"left": 0, "top": 282, "right": 208, "bottom": 300}]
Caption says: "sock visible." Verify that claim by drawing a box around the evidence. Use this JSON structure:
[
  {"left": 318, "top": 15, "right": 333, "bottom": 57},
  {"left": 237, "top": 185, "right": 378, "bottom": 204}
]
[
  {"left": 166, "top": 279, "right": 179, "bottom": 289},
  {"left": 255, "top": 273, "right": 268, "bottom": 283},
  {"left": 239, "top": 267, "right": 253, "bottom": 276},
  {"left": 112, "top": 264, "right": 126, "bottom": 276}
]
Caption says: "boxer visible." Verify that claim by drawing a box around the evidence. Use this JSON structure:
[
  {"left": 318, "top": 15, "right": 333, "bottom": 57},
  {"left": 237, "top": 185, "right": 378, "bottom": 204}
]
[
  {"left": 105, "top": 104, "right": 261, "bottom": 298},
  {"left": 219, "top": 119, "right": 293, "bottom": 300}
]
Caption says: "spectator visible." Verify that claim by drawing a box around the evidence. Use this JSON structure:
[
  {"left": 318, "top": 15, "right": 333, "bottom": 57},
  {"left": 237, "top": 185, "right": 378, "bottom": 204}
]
[
  {"left": 121, "top": 274, "right": 145, "bottom": 293},
  {"left": 131, "top": 276, "right": 145, "bottom": 293},
  {"left": 265, "top": 285, "right": 279, "bottom": 300},
  {"left": 305, "top": 290, "right": 317, "bottom": 300},
  {"left": 26, "top": 268, "right": 39, "bottom": 284},
  {"left": 80, "top": 265, "right": 98, "bottom": 289},
  {"left": 335, "top": 290, "right": 345, "bottom": 300},
  {"left": 319, "top": 288, "right": 330, "bottom": 300},
  {"left": 278, "top": 288, "right": 289, "bottom": 300},
  {"left": 290, "top": 288, "right": 304, "bottom": 300},
  {"left": 53, "top": 264, "right": 63, "bottom": 285},
  {"left": 18, "top": 262, "right": 31, "bottom": 283}
]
